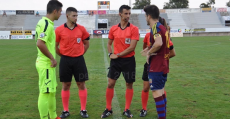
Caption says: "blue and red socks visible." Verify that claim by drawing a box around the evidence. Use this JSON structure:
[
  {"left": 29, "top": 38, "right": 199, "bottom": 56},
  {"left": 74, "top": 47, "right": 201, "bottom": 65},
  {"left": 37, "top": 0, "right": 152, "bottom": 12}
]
[
  {"left": 154, "top": 96, "right": 166, "bottom": 119},
  {"left": 162, "top": 94, "right": 167, "bottom": 113}
]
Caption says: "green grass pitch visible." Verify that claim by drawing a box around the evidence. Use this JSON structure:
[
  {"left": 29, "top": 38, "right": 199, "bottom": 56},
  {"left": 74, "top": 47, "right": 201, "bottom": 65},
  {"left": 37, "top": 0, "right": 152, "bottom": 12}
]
[{"left": 0, "top": 36, "right": 230, "bottom": 119}]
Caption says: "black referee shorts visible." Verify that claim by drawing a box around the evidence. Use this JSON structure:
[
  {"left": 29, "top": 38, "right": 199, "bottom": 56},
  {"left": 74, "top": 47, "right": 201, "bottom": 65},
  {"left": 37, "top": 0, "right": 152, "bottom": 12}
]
[
  {"left": 142, "top": 62, "right": 149, "bottom": 81},
  {"left": 107, "top": 56, "right": 136, "bottom": 83},
  {"left": 59, "top": 55, "right": 88, "bottom": 82}
]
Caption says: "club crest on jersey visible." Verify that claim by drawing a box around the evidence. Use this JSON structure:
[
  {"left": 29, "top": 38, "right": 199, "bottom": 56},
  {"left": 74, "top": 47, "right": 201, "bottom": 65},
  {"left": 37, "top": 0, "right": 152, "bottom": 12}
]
[
  {"left": 125, "top": 38, "right": 131, "bottom": 44},
  {"left": 40, "top": 33, "right": 45, "bottom": 38},
  {"left": 154, "top": 33, "right": 161, "bottom": 39},
  {"left": 77, "top": 38, "right": 81, "bottom": 43},
  {"left": 149, "top": 79, "right": 152, "bottom": 84}
]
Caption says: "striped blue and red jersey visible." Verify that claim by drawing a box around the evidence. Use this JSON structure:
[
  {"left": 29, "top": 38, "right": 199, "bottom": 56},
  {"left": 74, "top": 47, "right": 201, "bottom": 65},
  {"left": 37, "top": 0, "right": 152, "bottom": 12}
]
[{"left": 149, "top": 22, "right": 170, "bottom": 74}]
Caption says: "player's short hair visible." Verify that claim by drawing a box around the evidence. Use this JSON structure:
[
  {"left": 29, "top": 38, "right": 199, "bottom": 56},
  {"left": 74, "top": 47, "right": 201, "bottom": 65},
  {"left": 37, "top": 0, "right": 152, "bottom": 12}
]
[
  {"left": 119, "top": 5, "right": 131, "bottom": 13},
  {"left": 66, "top": 7, "right": 78, "bottom": 14},
  {"left": 47, "top": 0, "right": 63, "bottom": 14},
  {"left": 144, "top": 5, "right": 159, "bottom": 19}
]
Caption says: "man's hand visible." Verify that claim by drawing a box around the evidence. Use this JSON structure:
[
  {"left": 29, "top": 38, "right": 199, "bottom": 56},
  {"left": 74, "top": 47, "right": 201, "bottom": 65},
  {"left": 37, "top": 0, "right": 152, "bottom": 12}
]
[
  {"left": 146, "top": 53, "right": 150, "bottom": 64},
  {"left": 141, "top": 48, "right": 157, "bottom": 57},
  {"left": 141, "top": 47, "right": 149, "bottom": 56},
  {"left": 50, "top": 58, "right": 57, "bottom": 67},
  {"left": 146, "top": 51, "right": 157, "bottom": 64},
  {"left": 110, "top": 54, "right": 118, "bottom": 59}
]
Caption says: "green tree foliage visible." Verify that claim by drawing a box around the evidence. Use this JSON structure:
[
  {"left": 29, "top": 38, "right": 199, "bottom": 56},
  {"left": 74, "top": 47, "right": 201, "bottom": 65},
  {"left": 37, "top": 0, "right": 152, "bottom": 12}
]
[
  {"left": 132, "top": 0, "right": 151, "bottom": 9},
  {"left": 163, "top": 0, "right": 189, "bottom": 9},
  {"left": 226, "top": 0, "right": 230, "bottom": 7},
  {"left": 200, "top": 0, "right": 215, "bottom": 8}
]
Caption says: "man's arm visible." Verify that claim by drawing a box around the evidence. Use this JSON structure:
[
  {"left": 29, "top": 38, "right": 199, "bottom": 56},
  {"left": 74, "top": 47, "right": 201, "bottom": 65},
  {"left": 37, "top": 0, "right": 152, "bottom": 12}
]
[
  {"left": 107, "top": 39, "right": 121, "bottom": 59},
  {"left": 147, "top": 36, "right": 162, "bottom": 55},
  {"left": 37, "top": 39, "right": 57, "bottom": 67},
  {"left": 143, "top": 43, "right": 147, "bottom": 50},
  {"left": 146, "top": 35, "right": 162, "bottom": 64},
  {"left": 83, "top": 40, "right": 89, "bottom": 54},
  {"left": 81, "top": 26, "right": 90, "bottom": 54},
  {"left": 141, "top": 43, "right": 150, "bottom": 57},
  {"left": 107, "top": 39, "right": 113, "bottom": 54},
  {"left": 118, "top": 40, "right": 138, "bottom": 57},
  {"left": 116, "top": 26, "right": 139, "bottom": 57},
  {"left": 169, "top": 48, "right": 176, "bottom": 58},
  {"left": 110, "top": 40, "right": 138, "bottom": 59},
  {"left": 55, "top": 42, "right": 61, "bottom": 56}
]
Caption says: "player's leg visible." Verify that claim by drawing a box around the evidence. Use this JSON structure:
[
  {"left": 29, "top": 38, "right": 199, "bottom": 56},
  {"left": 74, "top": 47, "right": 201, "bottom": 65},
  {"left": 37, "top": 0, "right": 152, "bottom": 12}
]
[
  {"left": 36, "top": 67, "right": 50, "bottom": 119},
  {"left": 48, "top": 92, "right": 57, "bottom": 119},
  {"left": 38, "top": 93, "right": 49, "bottom": 119},
  {"left": 73, "top": 56, "right": 89, "bottom": 118},
  {"left": 122, "top": 56, "right": 136, "bottom": 118},
  {"left": 59, "top": 56, "right": 73, "bottom": 118},
  {"left": 162, "top": 74, "right": 168, "bottom": 116},
  {"left": 123, "top": 81, "right": 134, "bottom": 118},
  {"left": 101, "top": 59, "right": 121, "bottom": 118},
  {"left": 149, "top": 72, "right": 166, "bottom": 119},
  {"left": 140, "top": 62, "right": 149, "bottom": 117},
  {"left": 76, "top": 81, "right": 88, "bottom": 118},
  {"left": 37, "top": 67, "right": 58, "bottom": 119},
  {"left": 46, "top": 68, "right": 59, "bottom": 119}
]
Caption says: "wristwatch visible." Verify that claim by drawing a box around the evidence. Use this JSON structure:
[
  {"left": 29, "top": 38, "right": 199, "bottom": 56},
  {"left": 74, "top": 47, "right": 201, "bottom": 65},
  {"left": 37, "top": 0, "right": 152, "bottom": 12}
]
[{"left": 108, "top": 53, "right": 112, "bottom": 57}]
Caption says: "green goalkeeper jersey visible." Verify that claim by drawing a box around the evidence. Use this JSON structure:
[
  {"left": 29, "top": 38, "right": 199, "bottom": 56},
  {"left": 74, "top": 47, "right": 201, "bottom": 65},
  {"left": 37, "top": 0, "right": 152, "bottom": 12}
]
[{"left": 35, "top": 17, "right": 56, "bottom": 69}]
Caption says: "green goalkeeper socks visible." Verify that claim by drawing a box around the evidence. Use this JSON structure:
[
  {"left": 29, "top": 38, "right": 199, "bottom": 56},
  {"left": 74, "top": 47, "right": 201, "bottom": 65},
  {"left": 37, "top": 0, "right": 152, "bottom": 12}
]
[
  {"left": 48, "top": 92, "right": 57, "bottom": 119},
  {"left": 38, "top": 92, "right": 57, "bottom": 119}
]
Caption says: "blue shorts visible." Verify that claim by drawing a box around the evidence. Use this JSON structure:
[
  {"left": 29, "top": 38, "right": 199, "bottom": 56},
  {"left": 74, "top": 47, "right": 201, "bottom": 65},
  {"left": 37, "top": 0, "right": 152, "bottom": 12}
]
[{"left": 148, "top": 72, "right": 167, "bottom": 91}]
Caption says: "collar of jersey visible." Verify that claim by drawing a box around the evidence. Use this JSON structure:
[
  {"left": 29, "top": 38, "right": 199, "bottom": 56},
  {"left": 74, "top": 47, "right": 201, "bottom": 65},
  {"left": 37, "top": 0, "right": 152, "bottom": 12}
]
[
  {"left": 151, "top": 22, "right": 161, "bottom": 34},
  {"left": 64, "top": 23, "right": 77, "bottom": 30},
  {"left": 42, "top": 17, "right": 54, "bottom": 25},
  {"left": 118, "top": 22, "right": 130, "bottom": 30}
]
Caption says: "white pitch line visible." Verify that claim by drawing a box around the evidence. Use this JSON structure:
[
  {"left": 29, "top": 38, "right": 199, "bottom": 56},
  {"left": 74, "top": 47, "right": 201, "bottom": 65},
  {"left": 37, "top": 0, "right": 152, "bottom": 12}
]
[{"left": 101, "top": 38, "right": 122, "bottom": 119}]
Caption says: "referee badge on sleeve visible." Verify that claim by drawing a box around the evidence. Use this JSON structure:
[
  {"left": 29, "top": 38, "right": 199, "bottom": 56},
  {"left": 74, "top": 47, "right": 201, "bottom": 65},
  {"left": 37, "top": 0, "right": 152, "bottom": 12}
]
[
  {"left": 125, "top": 38, "right": 131, "bottom": 44},
  {"left": 77, "top": 38, "right": 81, "bottom": 43},
  {"left": 40, "top": 32, "right": 45, "bottom": 38}
]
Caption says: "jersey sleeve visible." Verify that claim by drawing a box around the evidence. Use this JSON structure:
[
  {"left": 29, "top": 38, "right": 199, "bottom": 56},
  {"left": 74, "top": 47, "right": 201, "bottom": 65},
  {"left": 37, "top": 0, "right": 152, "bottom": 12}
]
[
  {"left": 55, "top": 27, "right": 61, "bottom": 42},
  {"left": 169, "top": 39, "right": 174, "bottom": 50},
  {"left": 108, "top": 26, "right": 114, "bottom": 40},
  {"left": 36, "top": 20, "right": 49, "bottom": 43},
  {"left": 143, "top": 33, "right": 149, "bottom": 43},
  {"left": 169, "top": 39, "right": 173, "bottom": 46},
  {"left": 131, "top": 26, "right": 139, "bottom": 41},
  {"left": 81, "top": 26, "right": 90, "bottom": 40}
]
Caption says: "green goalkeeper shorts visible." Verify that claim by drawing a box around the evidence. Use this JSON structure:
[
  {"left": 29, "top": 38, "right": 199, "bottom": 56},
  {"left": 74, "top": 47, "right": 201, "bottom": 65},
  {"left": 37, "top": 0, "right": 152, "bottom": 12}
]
[{"left": 36, "top": 66, "right": 57, "bottom": 93}]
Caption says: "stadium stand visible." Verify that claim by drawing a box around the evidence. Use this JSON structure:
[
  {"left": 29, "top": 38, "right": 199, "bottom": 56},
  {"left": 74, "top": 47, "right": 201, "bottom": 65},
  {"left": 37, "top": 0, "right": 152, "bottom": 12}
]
[
  {"left": 167, "top": 12, "right": 224, "bottom": 28},
  {"left": 76, "top": 15, "right": 96, "bottom": 29},
  {"left": 167, "top": 13, "right": 191, "bottom": 28},
  {"left": 192, "top": 12, "right": 224, "bottom": 28},
  {"left": 137, "top": 13, "right": 170, "bottom": 29},
  {"left": 23, "top": 15, "right": 43, "bottom": 30},
  {"left": 0, "top": 15, "right": 26, "bottom": 30},
  {"left": 0, "top": 8, "right": 228, "bottom": 33},
  {"left": 23, "top": 15, "right": 96, "bottom": 30},
  {"left": 138, "top": 14, "right": 148, "bottom": 29},
  {"left": 98, "top": 14, "right": 139, "bottom": 29}
]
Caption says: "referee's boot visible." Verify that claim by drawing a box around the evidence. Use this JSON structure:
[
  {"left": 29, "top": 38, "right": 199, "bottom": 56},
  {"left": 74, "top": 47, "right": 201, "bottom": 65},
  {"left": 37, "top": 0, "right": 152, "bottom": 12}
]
[
  {"left": 80, "top": 110, "right": 89, "bottom": 118},
  {"left": 101, "top": 108, "right": 113, "bottom": 118},
  {"left": 59, "top": 111, "right": 70, "bottom": 118},
  {"left": 139, "top": 109, "right": 147, "bottom": 117},
  {"left": 123, "top": 109, "right": 133, "bottom": 118}
]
